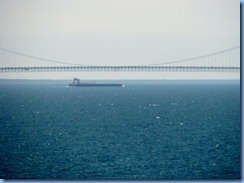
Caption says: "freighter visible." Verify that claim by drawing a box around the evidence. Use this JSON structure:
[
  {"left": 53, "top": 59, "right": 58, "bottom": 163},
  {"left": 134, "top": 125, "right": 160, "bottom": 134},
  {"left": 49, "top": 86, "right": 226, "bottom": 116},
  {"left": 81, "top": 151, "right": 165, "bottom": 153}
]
[{"left": 69, "top": 78, "right": 124, "bottom": 87}]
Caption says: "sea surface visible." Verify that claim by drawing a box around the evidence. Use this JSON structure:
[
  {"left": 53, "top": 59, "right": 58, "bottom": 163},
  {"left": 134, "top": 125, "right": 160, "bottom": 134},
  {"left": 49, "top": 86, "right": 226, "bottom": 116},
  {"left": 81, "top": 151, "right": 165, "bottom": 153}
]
[{"left": 0, "top": 80, "right": 240, "bottom": 179}]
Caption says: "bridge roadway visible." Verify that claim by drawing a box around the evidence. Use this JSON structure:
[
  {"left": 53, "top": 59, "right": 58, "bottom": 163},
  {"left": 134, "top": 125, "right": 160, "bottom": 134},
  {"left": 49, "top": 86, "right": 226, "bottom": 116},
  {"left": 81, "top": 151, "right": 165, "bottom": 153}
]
[{"left": 0, "top": 66, "right": 240, "bottom": 72}]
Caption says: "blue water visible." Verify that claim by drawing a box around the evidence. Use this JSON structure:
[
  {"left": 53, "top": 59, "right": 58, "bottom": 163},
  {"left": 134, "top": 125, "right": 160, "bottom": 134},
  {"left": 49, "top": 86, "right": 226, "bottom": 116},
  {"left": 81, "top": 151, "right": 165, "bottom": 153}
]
[{"left": 0, "top": 80, "right": 240, "bottom": 179}]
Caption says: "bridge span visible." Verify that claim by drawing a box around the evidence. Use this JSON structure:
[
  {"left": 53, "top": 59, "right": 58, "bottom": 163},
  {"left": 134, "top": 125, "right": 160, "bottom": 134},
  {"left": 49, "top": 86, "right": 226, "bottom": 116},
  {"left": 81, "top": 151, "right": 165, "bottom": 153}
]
[
  {"left": 0, "top": 45, "right": 240, "bottom": 73},
  {"left": 0, "top": 65, "right": 240, "bottom": 73}
]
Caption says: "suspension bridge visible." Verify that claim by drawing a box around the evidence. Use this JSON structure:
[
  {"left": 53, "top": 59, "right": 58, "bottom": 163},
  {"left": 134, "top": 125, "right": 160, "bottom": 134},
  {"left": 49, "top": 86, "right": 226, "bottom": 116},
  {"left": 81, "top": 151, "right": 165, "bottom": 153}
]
[{"left": 0, "top": 46, "right": 240, "bottom": 73}]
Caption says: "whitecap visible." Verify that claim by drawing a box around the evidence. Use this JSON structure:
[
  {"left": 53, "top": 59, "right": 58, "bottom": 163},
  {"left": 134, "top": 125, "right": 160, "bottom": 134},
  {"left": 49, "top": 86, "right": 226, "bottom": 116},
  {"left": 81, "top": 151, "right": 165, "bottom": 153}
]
[{"left": 149, "top": 104, "right": 160, "bottom": 107}]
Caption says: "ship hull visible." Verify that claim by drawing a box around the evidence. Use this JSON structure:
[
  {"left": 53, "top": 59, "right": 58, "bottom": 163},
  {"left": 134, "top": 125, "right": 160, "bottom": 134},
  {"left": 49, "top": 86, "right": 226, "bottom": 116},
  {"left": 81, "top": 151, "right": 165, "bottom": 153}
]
[{"left": 69, "top": 83, "right": 123, "bottom": 87}]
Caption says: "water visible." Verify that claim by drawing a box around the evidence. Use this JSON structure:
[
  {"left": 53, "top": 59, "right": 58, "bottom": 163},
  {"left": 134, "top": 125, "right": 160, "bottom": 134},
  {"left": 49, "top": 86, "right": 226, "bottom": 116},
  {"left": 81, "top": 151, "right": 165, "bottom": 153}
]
[{"left": 0, "top": 80, "right": 240, "bottom": 179}]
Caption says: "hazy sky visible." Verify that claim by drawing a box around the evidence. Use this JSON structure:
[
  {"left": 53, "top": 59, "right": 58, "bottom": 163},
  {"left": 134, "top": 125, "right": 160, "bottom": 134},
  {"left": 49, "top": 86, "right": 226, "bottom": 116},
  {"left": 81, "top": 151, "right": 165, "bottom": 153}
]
[{"left": 0, "top": 0, "right": 240, "bottom": 80}]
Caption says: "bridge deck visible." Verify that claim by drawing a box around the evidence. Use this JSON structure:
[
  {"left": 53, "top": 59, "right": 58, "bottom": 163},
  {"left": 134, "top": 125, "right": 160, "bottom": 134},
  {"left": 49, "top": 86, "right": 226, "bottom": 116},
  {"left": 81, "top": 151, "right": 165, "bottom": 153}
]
[{"left": 0, "top": 66, "right": 240, "bottom": 72}]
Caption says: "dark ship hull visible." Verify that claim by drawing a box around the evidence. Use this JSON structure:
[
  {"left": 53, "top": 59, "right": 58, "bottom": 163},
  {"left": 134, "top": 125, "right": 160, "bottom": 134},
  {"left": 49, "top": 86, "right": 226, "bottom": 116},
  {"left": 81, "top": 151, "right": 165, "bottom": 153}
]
[{"left": 69, "top": 83, "right": 123, "bottom": 87}]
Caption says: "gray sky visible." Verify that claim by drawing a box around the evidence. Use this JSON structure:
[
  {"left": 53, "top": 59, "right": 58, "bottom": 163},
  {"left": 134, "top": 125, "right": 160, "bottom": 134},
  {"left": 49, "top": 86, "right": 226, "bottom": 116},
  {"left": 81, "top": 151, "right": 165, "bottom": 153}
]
[{"left": 0, "top": 0, "right": 240, "bottom": 80}]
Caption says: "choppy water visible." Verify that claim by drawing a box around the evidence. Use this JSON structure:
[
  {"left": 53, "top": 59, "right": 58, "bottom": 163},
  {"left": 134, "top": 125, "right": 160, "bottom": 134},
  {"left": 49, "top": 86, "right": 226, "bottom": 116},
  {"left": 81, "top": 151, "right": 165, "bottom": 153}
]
[{"left": 0, "top": 80, "right": 240, "bottom": 179}]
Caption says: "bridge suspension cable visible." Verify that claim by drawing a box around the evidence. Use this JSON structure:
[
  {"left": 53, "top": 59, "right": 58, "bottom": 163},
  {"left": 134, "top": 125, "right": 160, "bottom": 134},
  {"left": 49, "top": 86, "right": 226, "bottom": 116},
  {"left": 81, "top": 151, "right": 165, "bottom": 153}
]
[
  {"left": 145, "top": 46, "right": 240, "bottom": 66},
  {"left": 0, "top": 46, "right": 87, "bottom": 66},
  {"left": 0, "top": 45, "right": 240, "bottom": 67}
]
